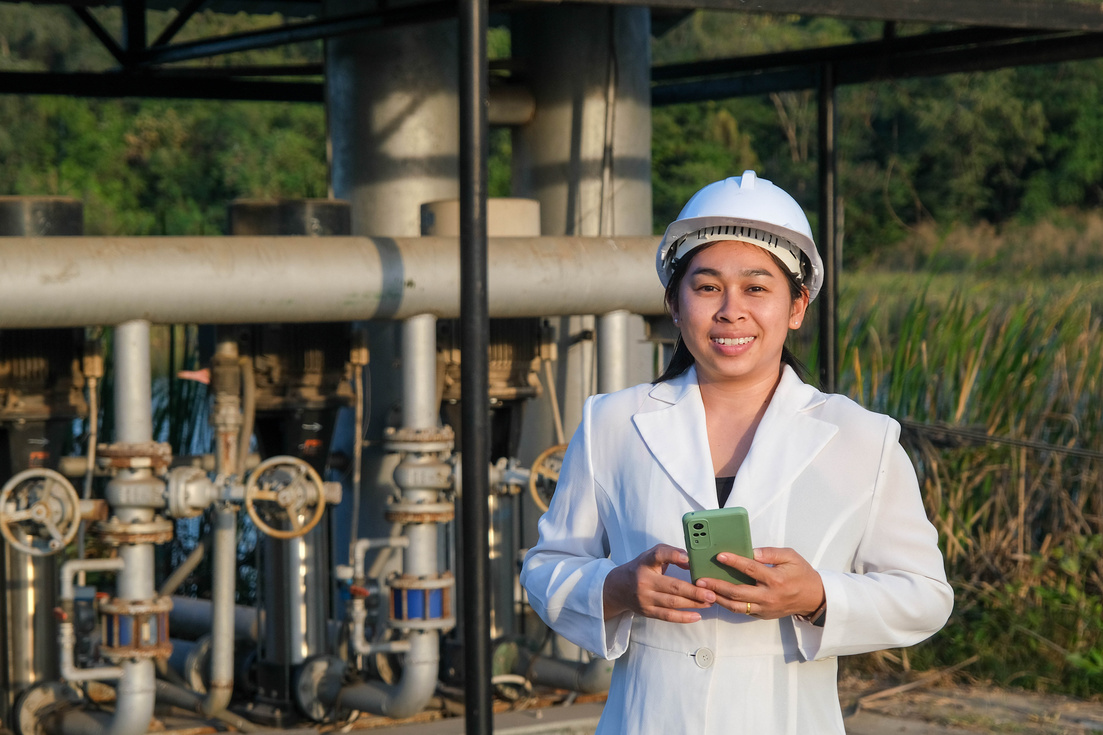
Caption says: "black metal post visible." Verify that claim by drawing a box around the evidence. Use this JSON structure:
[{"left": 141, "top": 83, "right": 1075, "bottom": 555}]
[
  {"left": 460, "top": 0, "right": 492, "bottom": 733},
  {"left": 817, "top": 62, "right": 838, "bottom": 393},
  {"left": 123, "top": 0, "right": 147, "bottom": 66}
]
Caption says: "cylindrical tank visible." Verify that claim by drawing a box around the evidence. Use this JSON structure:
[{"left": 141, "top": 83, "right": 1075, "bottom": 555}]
[
  {"left": 0, "top": 196, "right": 84, "bottom": 729},
  {"left": 225, "top": 198, "right": 352, "bottom": 720}
]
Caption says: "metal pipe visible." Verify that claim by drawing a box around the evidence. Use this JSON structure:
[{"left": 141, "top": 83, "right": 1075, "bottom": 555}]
[
  {"left": 168, "top": 596, "right": 259, "bottom": 643},
  {"left": 461, "top": 0, "right": 492, "bottom": 732},
  {"left": 597, "top": 310, "right": 630, "bottom": 394},
  {"left": 0, "top": 236, "right": 663, "bottom": 327},
  {"left": 517, "top": 650, "right": 615, "bottom": 694},
  {"left": 401, "top": 315, "right": 439, "bottom": 430},
  {"left": 336, "top": 632, "right": 440, "bottom": 720},
  {"left": 112, "top": 321, "right": 152, "bottom": 444},
  {"left": 202, "top": 505, "right": 235, "bottom": 715}
]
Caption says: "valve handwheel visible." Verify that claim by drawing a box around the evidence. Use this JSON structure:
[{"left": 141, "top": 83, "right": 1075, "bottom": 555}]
[
  {"left": 0, "top": 468, "right": 81, "bottom": 556},
  {"left": 244, "top": 456, "right": 326, "bottom": 539},
  {"left": 528, "top": 443, "right": 569, "bottom": 513}
]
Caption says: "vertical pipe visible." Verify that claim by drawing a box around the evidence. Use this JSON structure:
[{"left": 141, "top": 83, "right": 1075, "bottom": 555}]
[
  {"left": 597, "top": 310, "right": 630, "bottom": 394},
  {"left": 201, "top": 505, "right": 235, "bottom": 714},
  {"left": 94, "top": 319, "right": 157, "bottom": 735},
  {"left": 817, "top": 63, "right": 838, "bottom": 394},
  {"left": 401, "top": 315, "right": 439, "bottom": 431},
  {"left": 460, "top": 0, "right": 491, "bottom": 732},
  {"left": 113, "top": 321, "right": 153, "bottom": 445}
]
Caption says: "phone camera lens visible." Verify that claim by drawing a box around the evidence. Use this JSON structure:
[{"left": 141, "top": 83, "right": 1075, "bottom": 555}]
[{"left": 693, "top": 522, "right": 704, "bottom": 531}]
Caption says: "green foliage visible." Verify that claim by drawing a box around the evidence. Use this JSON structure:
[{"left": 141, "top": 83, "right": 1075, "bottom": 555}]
[{"left": 829, "top": 272, "right": 1103, "bottom": 696}]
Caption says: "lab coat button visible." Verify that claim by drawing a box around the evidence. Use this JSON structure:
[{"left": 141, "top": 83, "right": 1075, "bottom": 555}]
[{"left": 693, "top": 647, "right": 714, "bottom": 669}]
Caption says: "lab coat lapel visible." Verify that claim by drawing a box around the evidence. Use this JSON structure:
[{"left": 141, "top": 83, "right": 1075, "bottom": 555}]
[
  {"left": 632, "top": 367, "right": 717, "bottom": 510},
  {"left": 732, "top": 366, "right": 838, "bottom": 521}
]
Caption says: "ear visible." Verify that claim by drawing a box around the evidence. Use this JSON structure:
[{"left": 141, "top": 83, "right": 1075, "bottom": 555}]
[{"left": 789, "top": 288, "right": 810, "bottom": 329}]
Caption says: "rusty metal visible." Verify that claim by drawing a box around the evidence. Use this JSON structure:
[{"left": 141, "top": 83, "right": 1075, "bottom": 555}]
[
  {"left": 384, "top": 500, "right": 455, "bottom": 525},
  {"left": 384, "top": 508, "right": 455, "bottom": 524},
  {"left": 93, "top": 516, "right": 174, "bottom": 546},
  {"left": 96, "top": 441, "right": 173, "bottom": 473},
  {"left": 98, "top": 596, "right": 173, "bottom": 663},
  {"left": 388, "top": 572, "right": 456, "bottom": 631},
  {"left": 383, "top": 425, "right": 455, "bottom": 454}
]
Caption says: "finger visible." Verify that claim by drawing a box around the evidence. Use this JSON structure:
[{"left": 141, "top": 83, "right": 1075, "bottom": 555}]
[
  {"left": 750, "top": 546, "right": 797, "bottom": 565},
  {"left": 647, "top": 590, "right": 714, "bottom": 611},
  {"left": 713, "top": 553, "right": 765, "bottom": 583},
  {"left": 649, "top": 544, "right": 691, "bottom": 569},
  {"left": 660, "top": 578, "right": 716, "bottom": 605},
  {"left": 646, "top": 607, "right": 705, "bottom": 624}
]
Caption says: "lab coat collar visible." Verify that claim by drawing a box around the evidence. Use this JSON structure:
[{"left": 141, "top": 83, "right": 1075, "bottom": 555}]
[{"left": 633, "top": 365, "right": 836, "bottom": 512}]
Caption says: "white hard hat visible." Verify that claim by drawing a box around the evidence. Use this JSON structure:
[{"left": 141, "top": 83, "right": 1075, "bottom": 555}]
[{"left": 656, "top": 170, "right": 823, "bottom": 301}]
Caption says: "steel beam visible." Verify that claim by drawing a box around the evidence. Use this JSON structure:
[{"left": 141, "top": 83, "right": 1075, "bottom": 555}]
[{"left": 552, "top": 0, "right": 1103, "bottom": 33}]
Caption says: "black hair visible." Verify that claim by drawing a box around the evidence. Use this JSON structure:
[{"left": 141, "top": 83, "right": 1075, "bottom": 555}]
[{"left": 652, "top": 241, "right": 811, "bottom": 384}]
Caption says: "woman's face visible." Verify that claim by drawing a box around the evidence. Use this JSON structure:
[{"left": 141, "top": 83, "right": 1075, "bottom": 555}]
[{"left": 670, "top": 240, "right": 809, "bottom": 389}]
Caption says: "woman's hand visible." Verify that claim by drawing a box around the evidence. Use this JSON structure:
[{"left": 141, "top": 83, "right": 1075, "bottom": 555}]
[
  {"left": 603, "top": 544, "right": 716, "bottom": 623},
  {"left": 696, "top": 547, "right": 825, "bottom": 620}
]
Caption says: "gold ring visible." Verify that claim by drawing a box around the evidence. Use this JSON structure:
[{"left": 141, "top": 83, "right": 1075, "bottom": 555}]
[{"left": 746, "top": 601, "right": 752, "bottom": 616}]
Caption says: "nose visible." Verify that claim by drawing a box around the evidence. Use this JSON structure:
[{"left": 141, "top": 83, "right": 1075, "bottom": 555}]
[{"left": 715, "top": 291, "right": 745, "bottom": 322}]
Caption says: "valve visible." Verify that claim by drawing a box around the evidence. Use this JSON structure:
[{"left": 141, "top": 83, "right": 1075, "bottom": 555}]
[
  {"left": 244, "top": 455, "right": 326, "bottom": 539},
  {"left": 528, "top": 443, "right": 569, "bottom": 513},
  {"left": 0, "top": 468, "right": 81, "bottom": 556}
]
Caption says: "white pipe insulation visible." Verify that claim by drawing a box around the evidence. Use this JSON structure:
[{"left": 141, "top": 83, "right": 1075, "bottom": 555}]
[{"left": 0, "top": 236, "right": 663, "bottom": 328}]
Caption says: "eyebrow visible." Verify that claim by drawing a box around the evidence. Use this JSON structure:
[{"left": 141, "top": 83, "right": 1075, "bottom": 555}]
[{"left": 689, "top": 266, "right": 776, "bottom": 278}]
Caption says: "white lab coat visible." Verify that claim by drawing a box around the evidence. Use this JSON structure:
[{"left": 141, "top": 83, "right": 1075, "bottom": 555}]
[{"left": 520, "top": 365, "right": 953, "bottom": 735}]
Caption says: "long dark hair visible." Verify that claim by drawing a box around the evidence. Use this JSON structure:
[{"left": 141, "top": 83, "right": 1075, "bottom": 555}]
[{"left": 653, "top": 242, "right": 812, "bottom": 384}]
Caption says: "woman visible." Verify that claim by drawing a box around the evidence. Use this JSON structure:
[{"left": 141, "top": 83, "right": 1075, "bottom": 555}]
[{"left": 520, "top": 172, "right": 953, "bottom": 733}]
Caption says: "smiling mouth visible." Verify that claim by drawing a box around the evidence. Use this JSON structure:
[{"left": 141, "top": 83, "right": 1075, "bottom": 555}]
[{"left": 712, "top": 336, "right": 755, "bottom": 346}]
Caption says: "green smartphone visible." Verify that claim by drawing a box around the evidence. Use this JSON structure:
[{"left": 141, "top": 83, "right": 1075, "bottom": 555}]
[{"left": 682, "top": 506, "right": 756, "bottom": 586}]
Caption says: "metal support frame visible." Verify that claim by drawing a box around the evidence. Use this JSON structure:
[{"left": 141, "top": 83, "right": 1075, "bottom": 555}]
[
  {"left": 816, "top": 64, "right": 837, "bottom": 393},
  {"left": 460, "top": 0, "right": 492, "bottom": 732}
]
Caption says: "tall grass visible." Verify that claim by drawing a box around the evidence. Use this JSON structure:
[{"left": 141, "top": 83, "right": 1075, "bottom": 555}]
[{"left": 830, "top": 273, "right": 1103, "bottom": 695}]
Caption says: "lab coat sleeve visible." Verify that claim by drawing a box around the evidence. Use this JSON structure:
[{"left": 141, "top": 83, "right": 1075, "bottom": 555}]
[
  {"left": 795, "top": 417, "right": 953, "bottom": 660},
  {"left": 520, "top": 396, "right": 633, "bottom": 659}
]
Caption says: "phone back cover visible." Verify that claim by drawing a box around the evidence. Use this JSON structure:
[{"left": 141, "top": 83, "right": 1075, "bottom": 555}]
[{"left": 682, "top": 506, "right": 756, "bottom": 585}]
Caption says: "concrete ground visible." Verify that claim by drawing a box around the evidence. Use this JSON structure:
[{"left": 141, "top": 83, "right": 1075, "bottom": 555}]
[{"left": 308, "top": 681, "right": 1103, "bottom": 735}]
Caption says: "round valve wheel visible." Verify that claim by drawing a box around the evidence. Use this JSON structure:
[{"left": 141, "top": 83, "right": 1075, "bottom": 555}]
[
  {"left": 244, "top": 456, "right": 326, "bottom": 540},
  {"left": 528, "top": 443, "right": 569, "bottom": 513},
  {"left": 0, "top": 468, "right": 82, "bottom": 556}
]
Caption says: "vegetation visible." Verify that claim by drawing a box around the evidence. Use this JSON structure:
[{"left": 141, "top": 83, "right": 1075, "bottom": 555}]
[{"left": 4, "top": 2, "right": 1103, "bottom": 698}]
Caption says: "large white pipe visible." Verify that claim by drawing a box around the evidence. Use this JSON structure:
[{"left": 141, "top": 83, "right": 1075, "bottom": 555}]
[{"left": 0, "top": 236, "right": 662, "bottom": 328}]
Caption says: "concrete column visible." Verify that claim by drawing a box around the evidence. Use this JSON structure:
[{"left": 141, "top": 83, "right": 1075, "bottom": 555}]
[
  {"left": 325, "top": 4, "right": 460, "bottom": 545},
  {"left": 513, "top": 5, "right": 654, "bottom": 448}
]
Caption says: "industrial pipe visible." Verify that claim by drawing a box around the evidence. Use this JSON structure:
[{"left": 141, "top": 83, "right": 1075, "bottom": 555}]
[
  {"left": 0, "top": 236, "right": 663, "bottom": 327},
  {"left": 598, "top": 310, "right": 630, "bottom": 394},
  {"left": 168, "top": 596, "right": 259, "bottom": 643},
  {"left": 517, "top": 650, "right": 615, "bottom": 694},
  {"left": 202, "top": 505, "right": 236, "bottom": 715},
  {"left": 336, "top": 632, "right": 440, "bottom": 719}
]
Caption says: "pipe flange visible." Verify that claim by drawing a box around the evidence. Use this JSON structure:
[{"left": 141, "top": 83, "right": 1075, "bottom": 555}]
[
  {"left": 98, "top": 595, "right": 174, "bottom": 616},
  {"left": 383, "top": 425, "right": 455, "bottom": 454},
  {"left": 97, "top": 441, "right": 173, "bottom": 473},
  {"left": 384, "top": 500, "right": 455, "bottom": 524},
  {"left": 93, "top": 516, "right": 175, "bottom": 545},
  {"left": 389, "top": 572, "right": 455, "bottom": 591},
  {"left": 99, "top": 640, "right": 174, "bottom": 663}
]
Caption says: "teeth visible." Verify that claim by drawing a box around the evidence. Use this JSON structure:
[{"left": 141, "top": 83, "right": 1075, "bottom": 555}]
[{"left": 713, "top": 337, "right": 754, "bottom": 346}]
